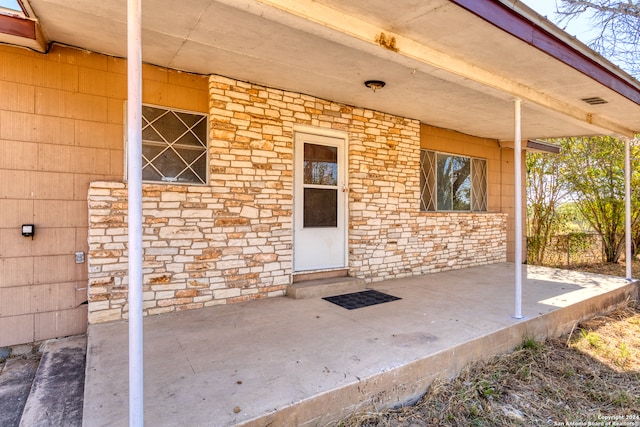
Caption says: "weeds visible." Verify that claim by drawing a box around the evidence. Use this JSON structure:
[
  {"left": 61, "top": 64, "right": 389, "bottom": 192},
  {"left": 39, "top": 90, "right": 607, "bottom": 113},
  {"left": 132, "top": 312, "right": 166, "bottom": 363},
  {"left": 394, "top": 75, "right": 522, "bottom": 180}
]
[
  {"left": 570, "top": 301, "right": 640, "bottom": 372},
  {"left": 581, "top": 330, "right": 603, "bottom": 349},
  {"left": 519, "top": 336, "right": 542, "bottom": 351},
  {"left": 339, "top": 301, "right": 640, "bottom": 427}
]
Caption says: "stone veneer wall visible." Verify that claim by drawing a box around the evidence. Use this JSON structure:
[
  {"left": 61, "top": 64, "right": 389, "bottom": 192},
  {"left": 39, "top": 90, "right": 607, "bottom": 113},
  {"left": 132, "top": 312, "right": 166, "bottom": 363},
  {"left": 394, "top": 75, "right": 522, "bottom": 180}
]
[
  {"left": 87, "top": 74, "right": 507, "bottom": 323},
  {"left": 351, "top": 213, "right": 506, "bottom": 280},
  {"left": 87, "top": 181, "right": 289, "bottom": 323}
]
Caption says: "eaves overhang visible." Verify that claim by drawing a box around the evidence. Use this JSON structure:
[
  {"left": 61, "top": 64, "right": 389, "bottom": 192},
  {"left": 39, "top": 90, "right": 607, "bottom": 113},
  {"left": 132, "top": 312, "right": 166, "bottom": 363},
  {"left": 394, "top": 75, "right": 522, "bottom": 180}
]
[
  {"left": 527, "top": 139, "right": 561, "bottom": 154},
  {"left": 452, "top": 0, "right": 640, "bottom": 106},
  {"left": 0, "top": 3, "right": 47, "bottom": 53},
  {"left": 16, "top": 0, "right": 640, "bottom": 140}
]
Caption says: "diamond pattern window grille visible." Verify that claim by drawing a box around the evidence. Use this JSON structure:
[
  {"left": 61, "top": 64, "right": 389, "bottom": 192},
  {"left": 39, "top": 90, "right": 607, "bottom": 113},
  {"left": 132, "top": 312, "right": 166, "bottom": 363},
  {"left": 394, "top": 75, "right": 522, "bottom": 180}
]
[
  {"left": 141, "top": 105, "right": 208, "bottom": 184},
  {"left": 420, "top": 149, "right": 487, "bottom": 212},
  {"left": 471, "top": 158, "right": 488, "bottom": 211},
  {"left": 420, "top": 150, "right": 436, "bottom": 211}
]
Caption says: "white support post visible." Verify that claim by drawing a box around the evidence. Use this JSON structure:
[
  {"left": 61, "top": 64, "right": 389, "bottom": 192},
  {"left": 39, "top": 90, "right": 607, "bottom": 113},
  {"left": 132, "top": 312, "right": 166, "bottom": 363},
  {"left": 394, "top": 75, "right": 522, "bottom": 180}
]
[
  {"left": 624, "top": 136, "right": 632, "bottom": 281},
  {"left": 127, "top": 0, "right": 144, "bottom": 425},
  {"left": 513, "top": 98, "right": 524, "bottom": 319}
]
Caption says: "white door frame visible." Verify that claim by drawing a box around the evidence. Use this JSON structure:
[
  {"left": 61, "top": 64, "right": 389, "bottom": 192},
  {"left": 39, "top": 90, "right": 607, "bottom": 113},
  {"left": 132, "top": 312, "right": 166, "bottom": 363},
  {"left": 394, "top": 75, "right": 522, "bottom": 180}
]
[{"left": 293, "top": 127, "right": 349, "bottom": 272}]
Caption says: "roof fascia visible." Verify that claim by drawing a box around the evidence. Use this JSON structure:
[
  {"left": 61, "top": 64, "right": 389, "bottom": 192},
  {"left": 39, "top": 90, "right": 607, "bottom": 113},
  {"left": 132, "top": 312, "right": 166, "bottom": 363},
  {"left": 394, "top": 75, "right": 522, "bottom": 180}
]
[
  {"left": 0, "top": 13, "right": 47, "bottom": 52},
  {"left": 450, "top": 0, "right": 640, "bottom": 106},
  {"left": 0, "top": 13, "right": 34, "bottom": 38}
]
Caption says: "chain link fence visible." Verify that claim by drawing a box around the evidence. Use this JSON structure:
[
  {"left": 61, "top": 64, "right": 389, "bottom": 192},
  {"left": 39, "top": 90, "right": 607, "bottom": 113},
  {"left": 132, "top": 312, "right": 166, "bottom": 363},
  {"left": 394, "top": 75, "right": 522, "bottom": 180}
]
[{"left": 527, "top": 232, "right": 604, "bottom": 267}]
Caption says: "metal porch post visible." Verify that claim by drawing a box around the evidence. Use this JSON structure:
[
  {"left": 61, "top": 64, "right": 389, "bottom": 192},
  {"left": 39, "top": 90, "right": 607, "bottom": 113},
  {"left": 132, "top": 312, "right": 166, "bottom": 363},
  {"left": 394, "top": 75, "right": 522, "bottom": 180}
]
[
  {"left": 513, "top": 98, "right": 524, "bottom": 319},
  {"left": 127, "top": 0, "right": 144, "bottom": 425},
  {"left": 625, "top": 136, "right": 633, "bottom": 281}
]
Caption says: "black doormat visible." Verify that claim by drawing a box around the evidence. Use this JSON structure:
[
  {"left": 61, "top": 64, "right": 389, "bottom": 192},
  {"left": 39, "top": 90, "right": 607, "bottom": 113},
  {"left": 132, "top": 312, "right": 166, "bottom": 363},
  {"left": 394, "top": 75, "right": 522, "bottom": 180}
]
[{"left": 323, "top": 289, "right": 401, "bottom": 310}]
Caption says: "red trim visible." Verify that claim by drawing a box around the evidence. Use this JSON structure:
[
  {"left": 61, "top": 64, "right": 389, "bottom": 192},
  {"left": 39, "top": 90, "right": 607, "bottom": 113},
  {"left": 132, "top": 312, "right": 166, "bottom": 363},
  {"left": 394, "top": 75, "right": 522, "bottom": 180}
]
[
  {"left": 17, "top": 0, "right": 29, "bottom": 18},
  {"left": 450, "top": 0, "right": 640, "bottom": 105},
  {"left": 0, "top": 13, "right": 35, "bottom": 39}
]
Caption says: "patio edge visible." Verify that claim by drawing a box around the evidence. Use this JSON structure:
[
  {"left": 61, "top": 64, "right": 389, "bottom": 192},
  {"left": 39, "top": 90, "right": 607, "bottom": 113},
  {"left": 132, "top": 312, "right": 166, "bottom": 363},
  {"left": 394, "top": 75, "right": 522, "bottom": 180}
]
[{"left": 236, "top": 279, "right": 639, "bottom": 427}]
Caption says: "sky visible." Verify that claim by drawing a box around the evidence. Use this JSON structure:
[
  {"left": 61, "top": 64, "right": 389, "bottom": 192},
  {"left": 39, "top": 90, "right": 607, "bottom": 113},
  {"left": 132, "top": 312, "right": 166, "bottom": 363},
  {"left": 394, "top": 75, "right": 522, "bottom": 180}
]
[
  {"left": 522, "top": 0, "right": 637, "bottom": 74},
  {"left": 522, "top": 0, "right": 599, "bottom": 44},
  {"left": 0, "top": 0, "right": 20, "bottom": 12}
]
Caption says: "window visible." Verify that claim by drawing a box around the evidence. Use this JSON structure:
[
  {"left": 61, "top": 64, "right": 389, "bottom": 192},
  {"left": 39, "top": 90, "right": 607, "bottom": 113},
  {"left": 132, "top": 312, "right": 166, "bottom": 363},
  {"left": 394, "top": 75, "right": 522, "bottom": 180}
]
[
  {"left": 141, "top": 105, "right": 208, "bottom": 184},
  {"left": 420, "top": 149, "right": 487, "bottom": 211},
  {"left": 303, "top": 143, "right": 338, "bottom": 227}
]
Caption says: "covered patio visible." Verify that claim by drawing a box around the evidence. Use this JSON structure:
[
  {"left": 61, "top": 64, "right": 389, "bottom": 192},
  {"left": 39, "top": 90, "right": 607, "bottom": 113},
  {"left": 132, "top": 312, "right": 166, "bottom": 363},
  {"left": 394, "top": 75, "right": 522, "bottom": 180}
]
[
  {"left": 83, "top": 263, "right": 638, "bottom": 426},
  {"left": 2, "top": 0, "right": 640, "bottom": 424}
]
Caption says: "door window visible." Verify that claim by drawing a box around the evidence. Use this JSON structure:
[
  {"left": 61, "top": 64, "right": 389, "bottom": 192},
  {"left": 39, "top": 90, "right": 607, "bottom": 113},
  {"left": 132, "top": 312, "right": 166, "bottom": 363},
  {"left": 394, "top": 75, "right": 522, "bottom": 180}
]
[{"left": 303, "top": 143, "right": 338, "bottom": 227}]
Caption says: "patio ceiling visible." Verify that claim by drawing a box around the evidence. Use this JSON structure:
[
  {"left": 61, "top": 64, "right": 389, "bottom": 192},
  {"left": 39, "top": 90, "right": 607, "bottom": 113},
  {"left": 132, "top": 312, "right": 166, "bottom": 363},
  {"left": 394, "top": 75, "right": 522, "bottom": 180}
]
[{"left": 13, "top": 0, "right": 640, "bottom": 141}]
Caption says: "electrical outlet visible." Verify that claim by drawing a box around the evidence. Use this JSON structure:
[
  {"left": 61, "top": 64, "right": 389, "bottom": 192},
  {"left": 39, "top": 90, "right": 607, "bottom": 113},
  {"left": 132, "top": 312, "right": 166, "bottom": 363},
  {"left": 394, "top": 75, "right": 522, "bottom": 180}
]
[{"left": 75, "top": 251, "right": 85, "bottom": 264}]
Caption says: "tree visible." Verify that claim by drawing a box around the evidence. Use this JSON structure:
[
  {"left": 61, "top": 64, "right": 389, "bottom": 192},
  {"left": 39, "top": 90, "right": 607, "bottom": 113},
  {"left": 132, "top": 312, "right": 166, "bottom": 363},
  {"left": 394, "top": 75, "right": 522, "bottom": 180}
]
[
  {"left": 555, "top": 0, "right": 640, "bottom": 76},
  {"left": 558, "top": 136, "right": 640, "bottom": 263},
  {"left": 526, "top": 152, "right": 569, "bottom": 264}
]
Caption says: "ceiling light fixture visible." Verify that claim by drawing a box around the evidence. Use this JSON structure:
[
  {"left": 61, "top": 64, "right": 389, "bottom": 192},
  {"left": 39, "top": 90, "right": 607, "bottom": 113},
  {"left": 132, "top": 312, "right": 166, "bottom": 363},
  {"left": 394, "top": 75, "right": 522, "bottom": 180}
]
[{"left": 364, "top": 80, "right": 386, "bottom": 92}]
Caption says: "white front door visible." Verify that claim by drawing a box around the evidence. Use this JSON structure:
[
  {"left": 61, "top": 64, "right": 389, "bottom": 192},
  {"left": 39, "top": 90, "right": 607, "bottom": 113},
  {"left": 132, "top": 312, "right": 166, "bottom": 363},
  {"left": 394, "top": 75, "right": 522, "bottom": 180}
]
[{"left": 293, "top": 132, "right": 347, "bottom": 272}]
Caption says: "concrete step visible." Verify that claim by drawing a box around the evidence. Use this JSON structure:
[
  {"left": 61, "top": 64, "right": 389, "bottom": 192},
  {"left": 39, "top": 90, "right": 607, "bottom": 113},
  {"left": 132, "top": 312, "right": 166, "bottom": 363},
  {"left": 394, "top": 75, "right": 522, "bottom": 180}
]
[
  {"left": 293, "top": 268, "right": 349, "bottom": 283},
  {"left": 19, "top": 335, "right": 87, "bottom": 427},
  {"left": 0, "top": 357, "right": 39, "bottom": 427},
  {"left": 287, "top": 276, "right": 366, "bottom": 299}
]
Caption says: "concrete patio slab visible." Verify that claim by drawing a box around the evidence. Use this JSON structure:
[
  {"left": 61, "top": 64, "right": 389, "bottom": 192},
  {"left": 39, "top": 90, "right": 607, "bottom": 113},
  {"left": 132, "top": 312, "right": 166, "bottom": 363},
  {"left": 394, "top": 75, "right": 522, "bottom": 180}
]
[{"left": 82, "top": 263, "right": 638, "bottom": 426}]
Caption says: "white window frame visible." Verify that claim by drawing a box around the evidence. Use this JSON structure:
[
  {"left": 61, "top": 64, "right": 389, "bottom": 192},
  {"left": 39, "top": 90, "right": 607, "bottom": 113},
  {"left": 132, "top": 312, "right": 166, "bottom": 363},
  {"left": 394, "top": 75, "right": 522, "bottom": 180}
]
[{"left": 127, "top": 103, "right": 209, "bottom": 185}]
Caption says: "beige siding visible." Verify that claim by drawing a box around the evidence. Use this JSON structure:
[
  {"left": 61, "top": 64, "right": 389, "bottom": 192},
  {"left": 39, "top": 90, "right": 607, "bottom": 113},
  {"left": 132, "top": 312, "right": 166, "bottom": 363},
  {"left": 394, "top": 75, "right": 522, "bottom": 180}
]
[
  {"left": 0, "top": 44, "right": 208, "bottom": 346},
  {"left": 499, "top": 147, "right": 527, "bottom": 263}
]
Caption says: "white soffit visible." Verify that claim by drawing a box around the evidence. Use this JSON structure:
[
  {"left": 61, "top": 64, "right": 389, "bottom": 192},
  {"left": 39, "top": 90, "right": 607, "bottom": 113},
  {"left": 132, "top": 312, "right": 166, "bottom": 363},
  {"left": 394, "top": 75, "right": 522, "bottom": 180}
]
[{"left": 26, "top": 0, "right": 640, "bottom": 141}]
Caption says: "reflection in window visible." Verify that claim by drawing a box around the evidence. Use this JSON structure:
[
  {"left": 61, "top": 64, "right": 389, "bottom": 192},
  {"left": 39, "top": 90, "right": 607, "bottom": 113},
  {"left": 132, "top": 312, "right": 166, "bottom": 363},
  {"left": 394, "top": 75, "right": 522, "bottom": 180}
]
[
  {"left": 420, "top": 150, "right": 487, "bottom": 212},
  {"left": 437, "top": 154, "right": 470, "bottom": 211},
  {"left": 303, "top": 143, "right": 337, "bottom": 186},
  {"left": 141, "top": 105, "right": 208, "bottom": 184}
]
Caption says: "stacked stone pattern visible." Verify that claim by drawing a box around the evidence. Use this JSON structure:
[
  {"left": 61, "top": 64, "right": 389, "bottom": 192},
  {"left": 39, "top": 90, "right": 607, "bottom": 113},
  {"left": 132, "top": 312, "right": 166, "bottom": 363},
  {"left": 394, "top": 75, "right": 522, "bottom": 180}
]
[{"left": 87, "top": 75, "right": 507, "bottom": 322}]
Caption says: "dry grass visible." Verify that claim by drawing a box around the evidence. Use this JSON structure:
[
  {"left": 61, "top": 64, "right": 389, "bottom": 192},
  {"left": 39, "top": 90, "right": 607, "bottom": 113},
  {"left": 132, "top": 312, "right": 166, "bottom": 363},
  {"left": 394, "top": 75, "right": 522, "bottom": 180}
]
[
  {"left": 563, "top": 259, "right": 640, "bottom": 279},
  {"left": 338, "top": 300, "right": 640, "bottom": 427}
]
